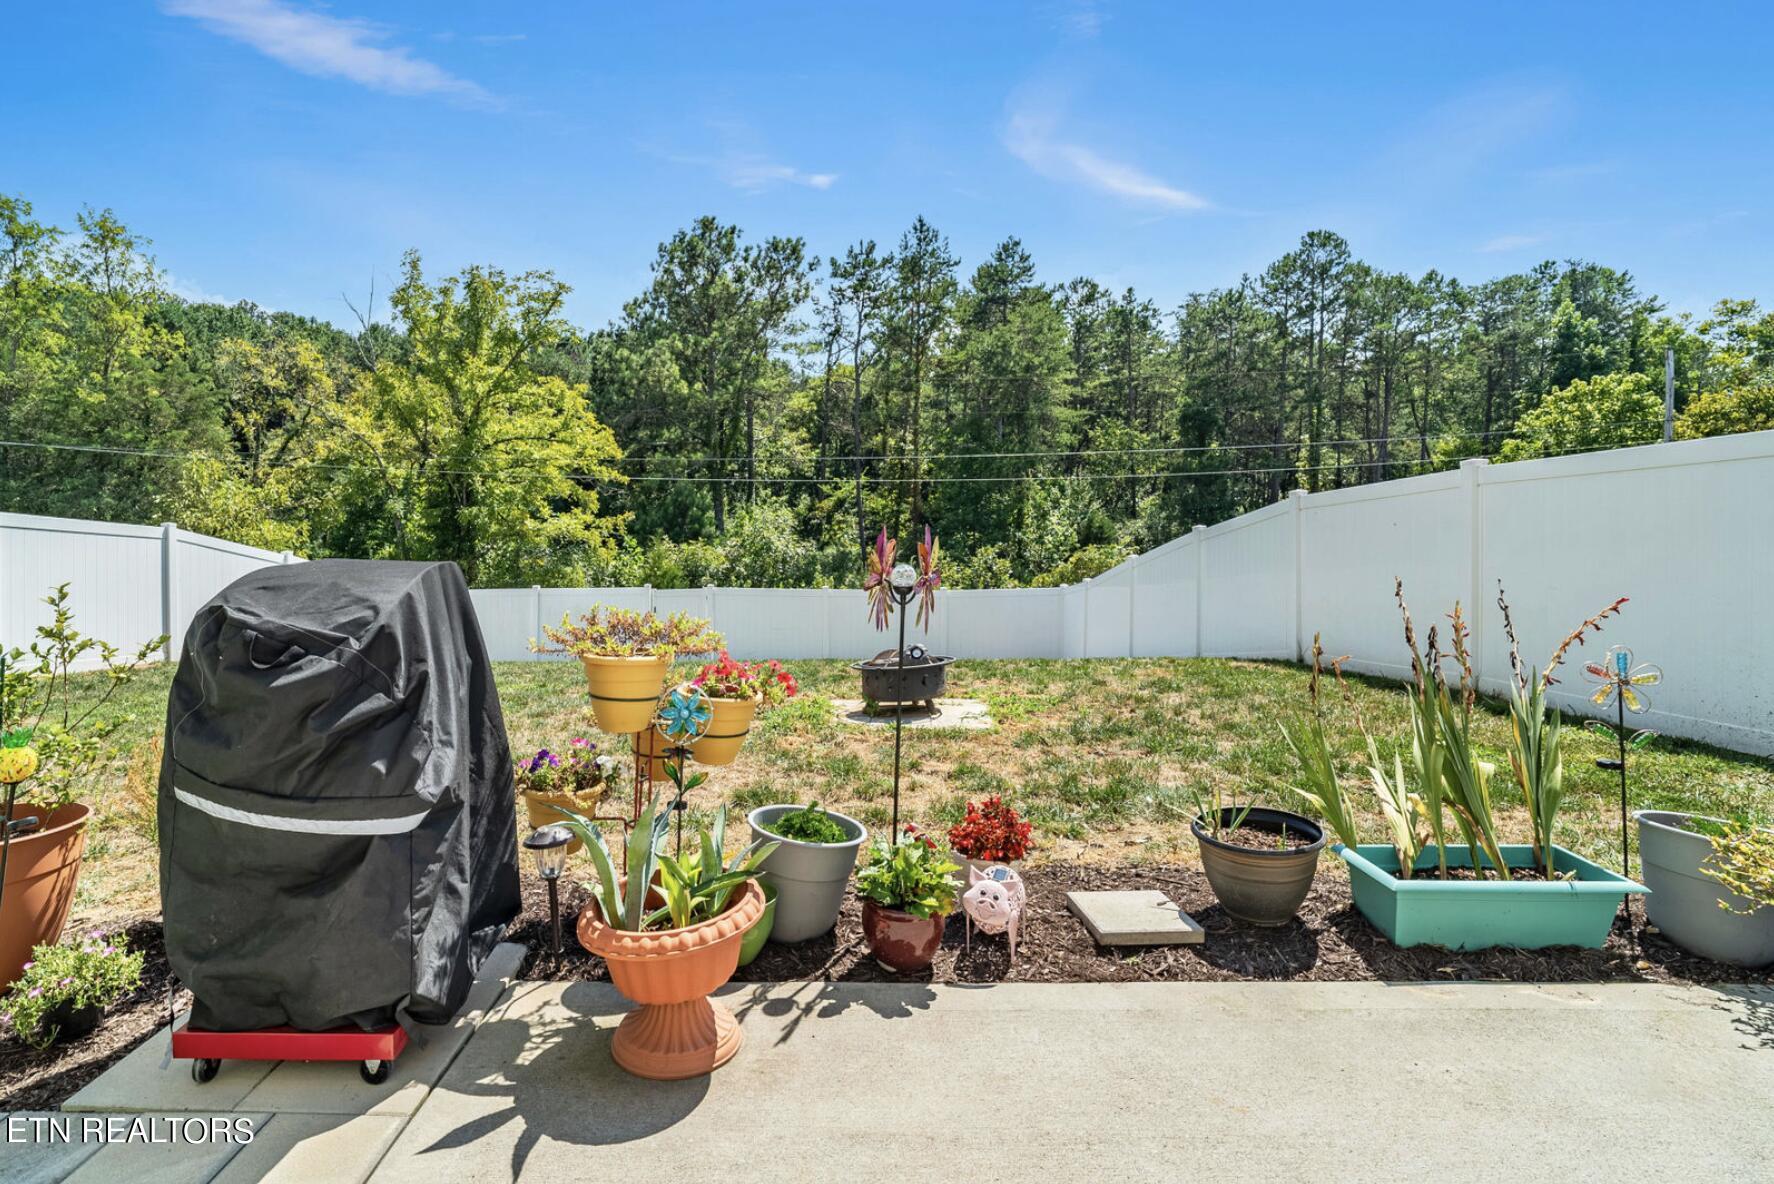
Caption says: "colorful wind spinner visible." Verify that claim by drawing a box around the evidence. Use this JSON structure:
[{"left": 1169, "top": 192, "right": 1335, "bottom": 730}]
[
  {"left": 1584, "top": 646, "right": 1660, "bottom": 877},
  {"left": 1584, "top": 646, "right": 1662, "bottom": 715}
]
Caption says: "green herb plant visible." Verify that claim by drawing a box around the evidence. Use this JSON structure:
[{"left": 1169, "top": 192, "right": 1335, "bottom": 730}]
[{"left": 768, "top": 802, "right": 851, "bottom": 845}]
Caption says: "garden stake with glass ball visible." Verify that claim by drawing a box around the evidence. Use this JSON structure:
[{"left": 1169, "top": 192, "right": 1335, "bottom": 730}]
[{"left": 1583, "top": 646, "right": 1661, "bottom": 878}]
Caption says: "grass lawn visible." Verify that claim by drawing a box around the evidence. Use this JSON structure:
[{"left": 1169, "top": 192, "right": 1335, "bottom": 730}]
[{"left": 51, "top": 656, "right": 1774, "bottom": 926}]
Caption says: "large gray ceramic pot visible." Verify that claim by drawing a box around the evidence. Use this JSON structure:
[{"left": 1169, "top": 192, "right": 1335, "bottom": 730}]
[
  {"left": 1191, "top": 806, "right": 1325, "bottom": 926},
  {"left": 748, "top": 805, "right": 868, "bottom": 944},
  {"left": 1636, "top": 810, "right": 1774, "bottom": 967}
]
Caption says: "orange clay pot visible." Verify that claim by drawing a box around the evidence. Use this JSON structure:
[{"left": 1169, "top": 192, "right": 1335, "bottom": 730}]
[
  {"left": 580, "top": 653, "right": 672, "bottom": 735},
  {"left": 1, "top": 802, "right": 91, "bottom": 990},
  {"left": 577, "top": 876, "right": 765, "bottom": 1080}
]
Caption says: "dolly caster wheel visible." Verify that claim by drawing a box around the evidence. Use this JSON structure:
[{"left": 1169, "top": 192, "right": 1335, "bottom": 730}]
[
  {"left": 360, "top": 1059, "right": 390, "bottom": 1085},
  {"left": 191, "top": 1058, "right": 221, "bottom": 1084}
]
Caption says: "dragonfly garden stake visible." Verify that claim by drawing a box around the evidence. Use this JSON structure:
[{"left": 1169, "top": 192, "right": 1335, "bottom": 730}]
[{"left": 1583, "top": 646, "right": 1661, "bottom": 877}]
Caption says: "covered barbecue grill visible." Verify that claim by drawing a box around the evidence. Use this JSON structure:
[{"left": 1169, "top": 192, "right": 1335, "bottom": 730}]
[{"left": 158, "top": 559, "right": 520, "bottom": 1032}]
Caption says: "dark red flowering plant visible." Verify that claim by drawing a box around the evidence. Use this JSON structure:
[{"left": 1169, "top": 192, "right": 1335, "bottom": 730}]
[
  {"left": 946, "top": 796, "right": 1032, "bottom": 863},
  {"left": 690, "top": 652, "right": 800, "bottom": 709}
]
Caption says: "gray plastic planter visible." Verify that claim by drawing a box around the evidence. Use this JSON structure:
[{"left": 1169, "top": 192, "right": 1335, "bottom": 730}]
[
  {"left": 1636, "top": 810, "right": 1774, "bottom": 967},
  {"left": 748, "top": 805, "right": 867, "bottom": 944}
]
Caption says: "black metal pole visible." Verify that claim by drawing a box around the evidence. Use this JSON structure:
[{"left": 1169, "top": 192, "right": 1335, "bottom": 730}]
[
  {"left": 547, "top": 877, "right": 561, "bottom": 957},
  {"left": 1618, "top": 693, "right": 1629, "bottom": 877},
  {"left": 891, "top": 591, "right": 908, "bottom": 843},
  {"left": 0, "top": 655, "right": 12, "bottom": 918}
]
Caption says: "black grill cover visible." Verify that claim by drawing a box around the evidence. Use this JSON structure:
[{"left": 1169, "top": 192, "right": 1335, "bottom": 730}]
[{"left": 158, "top": 559, "right": 520, "bottom": 1031}]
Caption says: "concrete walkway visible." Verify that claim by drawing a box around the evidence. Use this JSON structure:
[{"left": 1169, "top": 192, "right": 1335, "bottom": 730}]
[{"left": 15, "top": 974, "right": 1774, "bottom": 1183}]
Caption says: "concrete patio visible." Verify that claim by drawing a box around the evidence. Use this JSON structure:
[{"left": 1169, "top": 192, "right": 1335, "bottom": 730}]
[{"left": 14, "top": 960, "right": 1774, "bottom": 1183}]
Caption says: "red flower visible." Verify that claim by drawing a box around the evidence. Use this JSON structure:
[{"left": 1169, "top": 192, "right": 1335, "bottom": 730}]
[{"left": 946, "top": 795, "right": 1031, "bottom": 862}]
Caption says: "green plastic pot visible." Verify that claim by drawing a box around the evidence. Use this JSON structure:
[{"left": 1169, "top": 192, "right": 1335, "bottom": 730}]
[
  {"left": 1338, "top": 843, "right": 1647, "bottom": 950},
  {"left": 736, "top": 880, "right": 778, "bottom": 967}
]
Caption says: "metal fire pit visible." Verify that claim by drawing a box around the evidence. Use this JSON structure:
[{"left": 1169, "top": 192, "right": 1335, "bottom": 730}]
[{"left": 853, "top": 645, "right": 955, "bottom": 711}]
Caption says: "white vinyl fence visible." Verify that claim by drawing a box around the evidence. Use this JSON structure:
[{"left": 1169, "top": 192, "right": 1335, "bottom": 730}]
[
  {"left": 2, "top": 431, "right": 1770, "bottom": 754},
  {"left": 477, "top": 431, "right": 1774, "bottom": 756},
  {"left": 0, "top": 513, "right": 298, "bottom": 664}
]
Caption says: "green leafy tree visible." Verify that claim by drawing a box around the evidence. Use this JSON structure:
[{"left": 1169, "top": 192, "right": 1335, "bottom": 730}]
[
  {"left": 312, "top": 251, "right": 622, "bottom": 584},
  {"left": 1498, "top": 372, "right": 1663, "bottom": 462}
]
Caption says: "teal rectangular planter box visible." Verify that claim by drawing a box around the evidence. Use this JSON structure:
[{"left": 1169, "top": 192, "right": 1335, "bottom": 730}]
[{"left": 1337, "top": 844, "right": 1648, "bottom": 950}]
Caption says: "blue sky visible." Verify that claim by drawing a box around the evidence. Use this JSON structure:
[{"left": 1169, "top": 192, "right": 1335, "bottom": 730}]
[{"left": 5, "top": 2, "right": 1770, "bottom": 328}]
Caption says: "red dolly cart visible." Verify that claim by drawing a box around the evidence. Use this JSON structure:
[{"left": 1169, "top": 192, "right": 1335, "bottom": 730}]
[{"left": 173, "top": 1020, "right": 409, "bottom": 1085}]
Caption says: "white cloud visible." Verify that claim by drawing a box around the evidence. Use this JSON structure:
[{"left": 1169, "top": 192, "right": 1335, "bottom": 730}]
[
  {"left": 722, "top": 159, "right": 838, "bottom": 192},
  {"left": 1004, "top": 106, "right": 1208, "bottom": 212},
  {"left": 1050, "top": 0, "right": 1107, "bottom": 38},
  {"left": 1477, "top": 232, "right": 1549, "bottom": 253},
  {"left": 163, "top": 0, "right": 493, "bottom": 105}
]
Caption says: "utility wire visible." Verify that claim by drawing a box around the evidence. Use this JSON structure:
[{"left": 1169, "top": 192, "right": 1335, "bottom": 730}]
[{"left": 0, "top": 433, "right": 1663, "bottom": 486}]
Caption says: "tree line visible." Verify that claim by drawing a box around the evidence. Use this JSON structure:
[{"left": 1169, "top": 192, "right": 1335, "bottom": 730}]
[{"left": 2, "top": 194, "right": 1770, "bottom": 588}]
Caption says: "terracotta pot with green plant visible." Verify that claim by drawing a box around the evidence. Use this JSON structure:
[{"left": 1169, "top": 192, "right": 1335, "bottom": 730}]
[
  {"left": 1, "top": 585, "right": 162, "bottom": 990},
  {"left": 558, "top": 797, "right": 775, "bottom": 1080},
  {"left": 538, "top": 608, "right": 722, "bottom": 736},
  {"left": 856, "top": 829, "right": 959, "bottom": 974}
]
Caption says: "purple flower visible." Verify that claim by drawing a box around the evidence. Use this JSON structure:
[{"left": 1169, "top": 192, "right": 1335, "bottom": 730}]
[
  {"left": 20, "top": 961, "right": 33, "bottom": 971},
  {"left": 103, "top": 946, "right": 116, "bottom": 955},
  {"left": 59, "top": 977, "right": 72, "bottom": 987},
  {"left": 570, "top": 737, "right": 590, "bottom": 749},
  {"left": 28, "top": 987, "right": 42, "bottom": 998}
]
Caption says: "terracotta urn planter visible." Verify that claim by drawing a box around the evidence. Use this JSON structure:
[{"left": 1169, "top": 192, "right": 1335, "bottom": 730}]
[
  {"left": 687, "top": 692, "right": 761, "bottom": 766},
  {"left": 577, "top": 877, "right": 765, "bottom": 1080},
  {"left": 1191, "top": 806, "right": 1325, "bottom": 926},
  {"left": 1, "top": 802, "right": 91, "bottom": 990},
  {"left": 580, "top": 653, "right": 672, "bottom": 735},
  {"left": 861, "top": 899, "right": 945, "bottom": 974}
]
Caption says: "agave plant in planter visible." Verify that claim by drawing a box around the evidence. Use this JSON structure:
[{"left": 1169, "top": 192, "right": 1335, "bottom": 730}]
[
  {"left": 555, "top": 798, "right": 775, "bottom": 1080},
  {"left": 538, "top": 607, "right": 723, "bottom": 736},
  {"left": 1293, "top": 584, "right": 1648, "bottom": 951},
  {"left": 854, "top": 828, "right": 958, "bottom": 974}
]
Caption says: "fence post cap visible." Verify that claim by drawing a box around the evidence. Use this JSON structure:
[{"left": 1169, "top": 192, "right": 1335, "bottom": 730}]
[{"left": 1460, "top": 456, "right": 1490, "bottom": 470}]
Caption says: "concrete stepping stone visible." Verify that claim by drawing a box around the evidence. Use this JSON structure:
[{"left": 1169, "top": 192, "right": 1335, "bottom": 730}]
[
  {"left": 832, "top": 698, "right": 995, "bottom": 730},
  {"left": 1065, "top": 890, "right": 1205, "bottom": 945}
]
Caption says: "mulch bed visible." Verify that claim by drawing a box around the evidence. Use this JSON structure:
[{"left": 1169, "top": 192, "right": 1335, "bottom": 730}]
[
  {"left": 0, "top": 918, "right": 188, "bottom": 1111},
  {"left": 512, "top": 863, "right": 1774, "bottom": 987},
  {"left": 11, "top": 863, "right": 1768, "bottom": 1111}
]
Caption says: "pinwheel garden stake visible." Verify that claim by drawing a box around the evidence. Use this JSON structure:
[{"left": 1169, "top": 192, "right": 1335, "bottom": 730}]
[
  {"left": 1584, "top": 646, "right": 1662, "bottom": 876},
  {"left": 655, "top": 686, "right": 713, "bottom": 855},
  {"left": 864, "top": 527, "right": 942, "bottom": 841}
]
